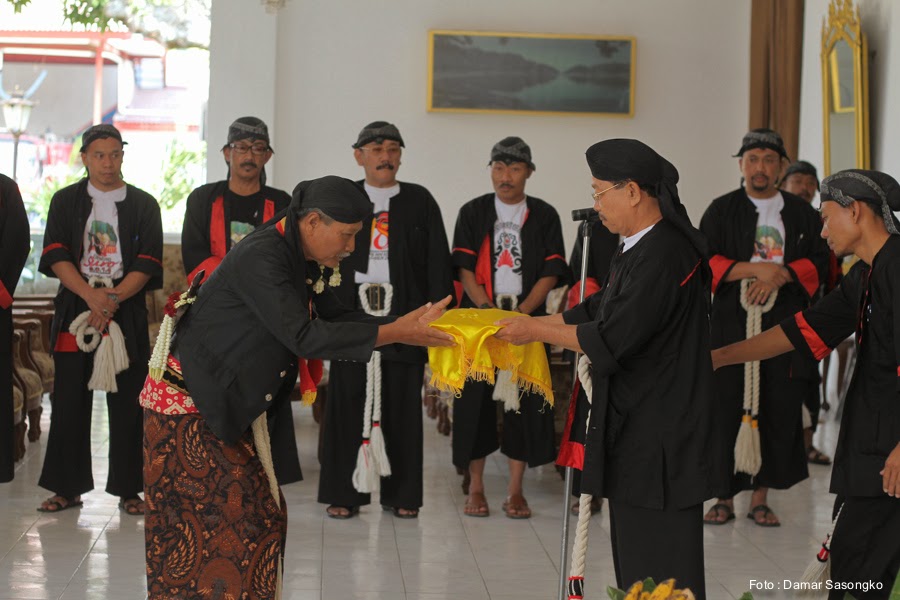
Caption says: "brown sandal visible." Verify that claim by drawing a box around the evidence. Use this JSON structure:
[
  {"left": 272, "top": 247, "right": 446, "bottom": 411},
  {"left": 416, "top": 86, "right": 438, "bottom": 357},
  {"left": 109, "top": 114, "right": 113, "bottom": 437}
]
[{"left": 502, "top": 495, "right": 531, "bottom": 519}]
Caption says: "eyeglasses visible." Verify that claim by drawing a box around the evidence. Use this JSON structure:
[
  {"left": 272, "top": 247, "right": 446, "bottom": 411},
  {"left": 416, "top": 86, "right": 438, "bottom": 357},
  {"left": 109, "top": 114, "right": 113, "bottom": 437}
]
[
  {"left": 359, "top": 145, "right": 401, "bottom": 157},
  {"left": 591, "top": 181, "right": 626, "bottom": 201},
  {"left": 229, "top": 143, "right": 271, "bottom": 155}
]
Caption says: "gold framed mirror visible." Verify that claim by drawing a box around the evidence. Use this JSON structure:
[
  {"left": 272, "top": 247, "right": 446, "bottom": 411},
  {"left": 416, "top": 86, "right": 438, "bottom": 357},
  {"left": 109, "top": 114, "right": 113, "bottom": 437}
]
[{"left": 821, "top": 0, "right": 869, "bottom": 176}]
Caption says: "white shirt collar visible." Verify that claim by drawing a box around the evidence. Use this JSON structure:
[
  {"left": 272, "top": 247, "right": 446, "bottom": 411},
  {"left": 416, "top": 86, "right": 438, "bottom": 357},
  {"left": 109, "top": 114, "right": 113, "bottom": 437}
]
[{"left": 622, "top": 223, "right": 655, "bottom": 253}]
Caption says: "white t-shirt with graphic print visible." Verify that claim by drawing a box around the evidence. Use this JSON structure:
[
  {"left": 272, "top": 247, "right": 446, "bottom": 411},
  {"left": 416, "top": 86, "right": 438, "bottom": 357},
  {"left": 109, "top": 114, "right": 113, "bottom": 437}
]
[
  {"left": 748, "top": 192, "right": 786, "bottom": 265},
  {"left": 355, "top": 183, "right": 398, "bottom": 285},
  {"left": 493, "top": 196, "right": 527, "bottom": 296},
  {"left": 80, "top": 182, "right": 126, "bottom": 279}
]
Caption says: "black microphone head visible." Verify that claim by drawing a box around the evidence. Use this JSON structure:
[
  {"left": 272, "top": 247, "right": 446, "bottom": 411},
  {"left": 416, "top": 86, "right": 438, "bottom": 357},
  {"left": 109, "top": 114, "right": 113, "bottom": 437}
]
[{"left": 571, "top": 207, "right": 599, "bottom": 222}]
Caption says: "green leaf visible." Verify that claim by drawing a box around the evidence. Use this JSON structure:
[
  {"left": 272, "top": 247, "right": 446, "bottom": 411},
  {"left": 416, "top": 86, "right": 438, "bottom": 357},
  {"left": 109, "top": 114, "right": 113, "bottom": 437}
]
[
  {"left": 606, "top": 585, "right": 626, "bottom": 600},
  {"left": 738, "top": 593, "right": 755, "bottom": 600},
  {"left": 890, "top": 566, "right": 900, "bottom": 600},
  {"left": 642, "top": 578, "right": 657, "bottom": 593}
]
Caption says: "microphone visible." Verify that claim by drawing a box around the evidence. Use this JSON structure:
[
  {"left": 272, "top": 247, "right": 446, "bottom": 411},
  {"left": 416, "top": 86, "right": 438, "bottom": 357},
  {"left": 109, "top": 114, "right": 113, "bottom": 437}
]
[{"left": 571, "top": 207, "right": 598, "bottom": 222}]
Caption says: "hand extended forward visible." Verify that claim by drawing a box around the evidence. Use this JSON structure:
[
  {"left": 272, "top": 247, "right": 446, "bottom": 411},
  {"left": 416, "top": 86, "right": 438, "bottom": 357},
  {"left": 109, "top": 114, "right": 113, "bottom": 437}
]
[{"left": 375, "top": 295, "right": 456, "bottom": 348}]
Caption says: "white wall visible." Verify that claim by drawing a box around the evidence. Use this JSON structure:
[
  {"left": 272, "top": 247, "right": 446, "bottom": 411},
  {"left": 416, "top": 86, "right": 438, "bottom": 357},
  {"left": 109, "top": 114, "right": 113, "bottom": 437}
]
[
  {"left": 799, "top": 0, "right": 900, "bottom": 177},
  {"left": 210, "top": 0, "right": 751, "bottom": 249}
]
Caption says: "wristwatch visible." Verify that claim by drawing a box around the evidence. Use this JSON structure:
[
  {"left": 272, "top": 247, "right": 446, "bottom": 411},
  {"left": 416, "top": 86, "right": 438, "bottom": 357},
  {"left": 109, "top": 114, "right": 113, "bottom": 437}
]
[{"left": 479, "top": 302, "right": 492, "bottom": 309}]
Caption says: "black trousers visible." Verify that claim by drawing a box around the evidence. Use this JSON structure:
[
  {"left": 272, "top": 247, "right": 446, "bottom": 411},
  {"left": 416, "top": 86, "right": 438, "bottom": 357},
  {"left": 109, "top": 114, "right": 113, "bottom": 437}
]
[
  {"left": 317, "top": 359, "right": 425, "bottom": 509},
  {"left": 38, "top": 350, "right": 145, "bottom": 498},
  {"left": 829, "top": 495, "right": 900, "bottom": 600},
  {"left": 451, "top": 379, "right": 556, "bottom": 469},
  {"left": 608, "top": 499, "right": 706, "bottom": 599},
  {"left": 0, "top": 309, "right": 13, "bottom": 483}
]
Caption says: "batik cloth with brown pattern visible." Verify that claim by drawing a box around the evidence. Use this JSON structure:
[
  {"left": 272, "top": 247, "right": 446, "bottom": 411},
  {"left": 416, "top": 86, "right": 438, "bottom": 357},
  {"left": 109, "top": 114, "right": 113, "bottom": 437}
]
[{"left": 143, "top": 409, "right": 287, "bottom": 599}]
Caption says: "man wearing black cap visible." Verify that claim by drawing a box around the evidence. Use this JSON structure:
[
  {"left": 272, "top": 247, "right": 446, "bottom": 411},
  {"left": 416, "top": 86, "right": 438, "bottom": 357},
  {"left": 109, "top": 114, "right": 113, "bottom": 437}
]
[
  {"left": 182, "top": 116, "right": 290, "bottom": 284},
  {"left": 781, "top": 160, "right": 839, "bottom": 468},
  {"left": 0, "top": 173, "right": 31, "bottom": 482},
  {"left": 181, "top": 117, "right": 301, "bottom": 484},
  {"left": 317, "top": 121, "right": 454, "bottom": 519},
  {"left": 496, "top": 138, "right": 716, "bottom": 595},
  {"left": 451, "top": 136, "right": 569, "bottom": 519},
  {"left": 141, "top": 175, "right": 453, "bottom": 599},
  {"left": 713, "top": 169, "right": 900, "bottom": 596},
  {"left": 700, "top": 129, "right": 830, "bottom": 527},
  {"left": 781, "top": 160, "right": 820, "bottom": 205},
  {"left": 37, "top": 124, "right": 162, "bottom": 515}
]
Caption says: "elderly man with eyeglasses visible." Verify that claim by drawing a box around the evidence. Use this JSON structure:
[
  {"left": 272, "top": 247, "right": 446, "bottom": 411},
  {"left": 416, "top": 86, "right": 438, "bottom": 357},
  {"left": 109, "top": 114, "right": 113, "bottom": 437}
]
[{"left": 181, "top": 116, "right": 303, "bottom": 485}]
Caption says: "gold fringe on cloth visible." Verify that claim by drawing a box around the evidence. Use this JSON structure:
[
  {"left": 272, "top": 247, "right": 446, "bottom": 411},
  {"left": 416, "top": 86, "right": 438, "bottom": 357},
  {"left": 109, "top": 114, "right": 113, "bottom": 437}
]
[{"left": 427, "top": 308, "right": 554, "bottom": 406}]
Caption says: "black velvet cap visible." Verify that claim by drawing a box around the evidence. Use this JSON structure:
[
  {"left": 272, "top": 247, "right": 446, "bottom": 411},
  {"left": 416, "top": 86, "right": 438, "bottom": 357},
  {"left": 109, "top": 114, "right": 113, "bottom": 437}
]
[{"left": 291, "top": 176, "right": 373, "bottom": 224}]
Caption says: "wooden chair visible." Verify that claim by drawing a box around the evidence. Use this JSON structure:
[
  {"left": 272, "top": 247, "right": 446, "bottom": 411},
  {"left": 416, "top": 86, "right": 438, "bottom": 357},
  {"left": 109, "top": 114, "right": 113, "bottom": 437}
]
[{"left": 11, "top": 328, "right": 43, "bottom": 444}]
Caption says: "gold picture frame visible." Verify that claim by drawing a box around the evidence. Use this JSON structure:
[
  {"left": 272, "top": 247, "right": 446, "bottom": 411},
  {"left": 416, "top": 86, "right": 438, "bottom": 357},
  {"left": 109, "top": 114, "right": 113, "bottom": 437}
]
[
  {"left": 821, "top": 0, "right": 869, "bottom": 175},
  {"left": 427, "top": 30, "right": 636, "bottom": 118}
]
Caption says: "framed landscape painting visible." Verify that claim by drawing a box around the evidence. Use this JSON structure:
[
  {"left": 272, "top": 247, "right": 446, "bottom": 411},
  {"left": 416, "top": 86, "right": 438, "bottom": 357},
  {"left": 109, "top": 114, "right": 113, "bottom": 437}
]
[{"left": 427, "top": 30, "right": 636, "bottom": 117}]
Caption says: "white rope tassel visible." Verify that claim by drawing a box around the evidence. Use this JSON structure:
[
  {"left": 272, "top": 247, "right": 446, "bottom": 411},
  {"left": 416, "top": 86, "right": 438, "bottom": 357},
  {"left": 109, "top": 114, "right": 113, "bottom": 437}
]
[
  {"left": 492, "top": 294, "right": 522, "bottom": 412},
  {"left": 352, "top": 283, "right": 393, "bottom": 492},
  {"left": 69, "top": 277, "right": 129, "bottom": 392},
  {"left": 799, "top": 503, "right": 843, "bottom": 593},
  {"left": 734, "top": 279, "right": 777, "bottom": 476},
  {"left": 251, "top": 412, "right": 283, "bottom": 600},
  {"left": 568, "top": 354, "right": 594, "bottom": 599}
]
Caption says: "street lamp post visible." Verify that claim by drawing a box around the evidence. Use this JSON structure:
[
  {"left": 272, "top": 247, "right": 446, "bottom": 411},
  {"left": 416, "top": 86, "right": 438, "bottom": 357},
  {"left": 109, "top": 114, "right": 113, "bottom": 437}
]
[{"left": 2, "top": 90, "right": 34, "bottom": 181}]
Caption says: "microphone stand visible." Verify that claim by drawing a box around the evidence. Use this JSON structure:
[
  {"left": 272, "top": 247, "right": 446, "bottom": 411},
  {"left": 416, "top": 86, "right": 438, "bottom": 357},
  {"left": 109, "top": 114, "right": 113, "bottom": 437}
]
[{"left": 557, "top": 217, "right": 593, "bottom": 600}]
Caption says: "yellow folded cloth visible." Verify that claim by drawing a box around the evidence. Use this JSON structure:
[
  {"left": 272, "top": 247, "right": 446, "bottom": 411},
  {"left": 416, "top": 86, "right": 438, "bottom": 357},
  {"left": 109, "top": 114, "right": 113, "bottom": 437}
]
[{"left": 427, "top": 308, "right": 554, "bottom": 405}]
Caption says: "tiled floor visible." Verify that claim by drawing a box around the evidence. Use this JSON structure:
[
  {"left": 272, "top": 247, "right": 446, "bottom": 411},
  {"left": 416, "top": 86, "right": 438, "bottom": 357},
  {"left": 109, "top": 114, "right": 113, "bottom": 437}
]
[{"left": 0, "top": 394, "right": 842, "bottom": 599}]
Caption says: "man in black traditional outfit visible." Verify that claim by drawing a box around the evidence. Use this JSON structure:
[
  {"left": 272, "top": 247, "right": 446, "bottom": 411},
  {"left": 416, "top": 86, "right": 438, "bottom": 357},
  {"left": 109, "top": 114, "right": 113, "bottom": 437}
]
[
  {"left": 317, "top": 122, "right": 454, "bottom": 519},
  {"left": 451, "top": 136, "right": 569, "bottom": 519},
  {"left": 496, "top": 139, "right": 716, "bottom": 595},
  {"left": 181, "top": 116, "right": 301, "bottom": 485},
  {"left": 141, "top": 175, "right": 453, "bottom": 599},
  {"left": 182, "top": 116, "right": 289, "bottom": 283},
  {"left": 700, "top": 129, "right": 829, "bottom": 527},
  {"left": 37, "top": 124, "right": 163, "bottom": 515},
  {"left": 713, "top": 169, "right": 900, "bottom": 598},
  {"left": 0, "top": 173, "right": 31, "bottom": 482}
]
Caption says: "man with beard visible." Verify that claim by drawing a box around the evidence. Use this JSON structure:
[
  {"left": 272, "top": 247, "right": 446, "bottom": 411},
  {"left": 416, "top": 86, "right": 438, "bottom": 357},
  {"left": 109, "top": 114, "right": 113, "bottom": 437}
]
[
  {"left": 317, "top": 121, "right": 453, "bottom": 519},
  {"left": 0, "top": 173, "right": 31, "bottom": 482},
  {"left": 451, "top": 136, "right": 569, "bottom": 519},
  {"left": 700, "top": 129, "right": 829, "bottom": 527},
  {"left": 181, "top": 117, "right": 301, "bottom": 484},
  {"left": 712, "top": 169, "right": 900, "bottom": 597}
]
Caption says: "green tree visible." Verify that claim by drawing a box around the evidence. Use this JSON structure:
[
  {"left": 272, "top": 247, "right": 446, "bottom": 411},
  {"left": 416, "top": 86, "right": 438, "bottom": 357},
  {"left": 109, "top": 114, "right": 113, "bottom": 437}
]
[{"left": 155, "top": 139, "right": 205, "bottom": 211}]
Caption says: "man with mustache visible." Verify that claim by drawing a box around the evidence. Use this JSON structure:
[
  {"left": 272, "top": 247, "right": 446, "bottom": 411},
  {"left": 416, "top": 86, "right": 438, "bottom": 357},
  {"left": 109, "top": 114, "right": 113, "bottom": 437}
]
[
  {"left": 700, "top": 129, "right": 830, "bottom": 527},
  {"left": 450, "top": 136, "right": 569, "bottom": 519},
  {"left": 37, "top": 124, "right": 163, "bottom": 515},
  {"left": 181, "top": 116, "right": 302, "bottom": 485},
  {"left": 317, "top": 121, "right": 454, "bottom": 519}
]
